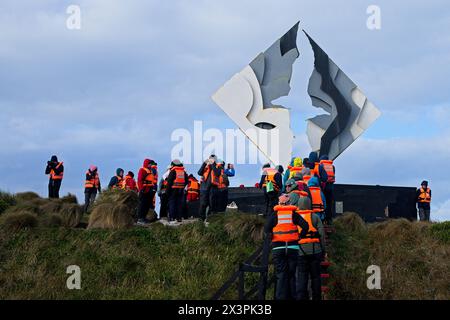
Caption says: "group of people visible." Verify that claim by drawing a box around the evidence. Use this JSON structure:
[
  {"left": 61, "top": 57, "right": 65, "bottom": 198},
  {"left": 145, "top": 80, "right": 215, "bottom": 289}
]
[
  {"left": 45, "top": 154, "right": 236, "bottom": 226},
  {"left": 259, "top": 151, "right": 336, "bottom": 224},
  {"left": 45, "top": 152, "right": 433, "bottom": 300},
  {"left": 259, "top": 151, "right": 335, "bottom": 300}
]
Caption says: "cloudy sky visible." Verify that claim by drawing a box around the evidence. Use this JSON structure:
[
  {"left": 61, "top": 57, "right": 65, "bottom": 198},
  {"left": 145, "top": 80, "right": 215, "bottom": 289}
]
[{"left": 1, "top": 0, "right": 449, "bottom": 221}]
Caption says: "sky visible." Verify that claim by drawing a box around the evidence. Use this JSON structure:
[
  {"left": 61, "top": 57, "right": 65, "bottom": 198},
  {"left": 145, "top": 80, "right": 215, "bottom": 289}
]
[{"left": 0, "top": 0, "right": 449, "bottom": 221}]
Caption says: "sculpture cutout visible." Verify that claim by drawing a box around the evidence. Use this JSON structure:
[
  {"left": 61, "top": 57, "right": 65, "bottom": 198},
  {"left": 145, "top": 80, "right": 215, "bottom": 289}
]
[
  {"left": 304, "top": 31, "right": 381, "bottom": 160},
  {"left": 212, "top": 22, "right": 300, "bottom": 167},
  {"left": 212, "top": 23, "right": 381, "bottom": 166}
]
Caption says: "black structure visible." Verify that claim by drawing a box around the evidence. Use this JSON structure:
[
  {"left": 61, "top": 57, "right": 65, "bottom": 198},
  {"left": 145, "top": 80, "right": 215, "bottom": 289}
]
[{"left": 226, "top": 184, "right": 417, "bottom": 222}]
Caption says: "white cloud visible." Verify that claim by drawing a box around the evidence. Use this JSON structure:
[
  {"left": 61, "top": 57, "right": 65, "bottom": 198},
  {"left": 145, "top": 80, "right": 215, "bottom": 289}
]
[{"left": 433, "top": 200, "right": 450, "bottom": 222}]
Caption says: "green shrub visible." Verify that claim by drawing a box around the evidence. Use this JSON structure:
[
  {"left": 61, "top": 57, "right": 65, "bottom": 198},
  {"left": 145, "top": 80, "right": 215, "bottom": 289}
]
[
  {"left": 430, "top": 221, "right": 450, "bottom": 244},
  {"left": 0, "top": 191, "right": 16, "bottom": 215}
]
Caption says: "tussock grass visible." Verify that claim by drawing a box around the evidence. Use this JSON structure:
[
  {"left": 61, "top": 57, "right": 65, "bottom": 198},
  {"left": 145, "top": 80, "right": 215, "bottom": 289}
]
[
  {"left": 15, "top": 192, "right": 40, "bottom": 202},
  {"left": 0, "top": 191, "right": 83, "bottom": 229},
  {"left": 87, "top": 190, "right": 141, "bottom": 230},
  {"left": 329, "top": 213, "right": 450, "bottom": 300},
  {"left": 0, "top": 191, "right": 16, "bottom": 215},
  {"left": 0, "top": 212, "right": 261, "bottom": 299},
  {"left": 0, "top": 211, "right": 38, "bottom": 231}
]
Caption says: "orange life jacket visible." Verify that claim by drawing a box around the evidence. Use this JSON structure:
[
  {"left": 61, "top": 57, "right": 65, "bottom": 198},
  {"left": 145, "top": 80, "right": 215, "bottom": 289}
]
[
  {"left": 263, "top": 168, "right": 280, "bottom": 192},
  {"left": 85, "top": 170, "right": 99, "bottom": 189},
  {"left": 320, "top": 160, "right": 335, "bottom": 183},
  {"left": 418, "top": 187, "right": 431, "bottom": 203},
  {"left": 121, "top": 175, "right": 135, "bottom": 190},
  {"left": 296, "top": 210, "right": 321, "bottom": 244},
  {"left": 210, "top": 165, "right": 225, "bottom": 188},
  {"left": 112, "top": 175, "right": 123, "bottom": 189},
  {"left": 309, "top": 186, "right": 324, "bottom": 213},
  {"left": 142, "top": 167, "right": 155, "bottom": 187},
  {"left": 288, "top": 165, "right": 303, "bottom": 179},
  {"left": 313, "top": 162, "right": 320, "bottom": 177},
  {"left": 292, "top": 189, "right": 309, "bottom": 198},
  {"left": 171, "top": 166, "right": 186, "bottom": 189},
  {"left": 187, "top": 179, "right": 200, "bottom": 195},
  {"left": 50, "top": 162, "right": 64, "bottom": 180},
  {"left": 201, "top": 165, "right": 212, "bottom": 184},
  {"left": 272, "top": 205, "right": 299, "bottom": 243},
  {"left": 303, "top": 175, "right": 311, "bottom": 185}
]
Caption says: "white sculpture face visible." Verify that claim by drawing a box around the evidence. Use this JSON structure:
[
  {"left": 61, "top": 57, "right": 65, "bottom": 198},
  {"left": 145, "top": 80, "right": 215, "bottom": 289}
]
[
  {"left": 212, "top": 25, "right": 381, "bottom": 166},
  {"left": 212, "top": 23, "right": 300, "bottom": 168},
  {"left": 304, "top": 31, "right": 381, "bottom": 160},
  {"left": 212, "top": 65, "right": 293, "bottom": 167}
]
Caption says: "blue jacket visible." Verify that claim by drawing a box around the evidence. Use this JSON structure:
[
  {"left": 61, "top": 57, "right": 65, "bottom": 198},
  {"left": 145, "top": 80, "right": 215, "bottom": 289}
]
[{"left": 224, "top": 167, "right": 235, "bottom": 177}]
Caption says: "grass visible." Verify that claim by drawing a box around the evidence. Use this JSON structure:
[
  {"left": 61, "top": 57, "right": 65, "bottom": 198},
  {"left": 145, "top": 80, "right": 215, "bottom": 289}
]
[
  {"left": 0, "top": 190, "right": 448, "bottom": 300},
  {"left": 329, "top": 213, "right": 450, "bottom": 300},
  {"left": 0, "top": 191, "right": 17, "bottom": 215},
  {"left": 0, "top": 193, "right": 264, "bottom": 299}
]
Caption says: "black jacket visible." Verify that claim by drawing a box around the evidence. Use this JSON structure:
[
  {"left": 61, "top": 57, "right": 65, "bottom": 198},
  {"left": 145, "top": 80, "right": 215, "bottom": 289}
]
[
  {"left": 166, "top": 167, "right": 189, "bottom": 195},
  {"left": 198, "top": 162, "right": 221, "bottom": 190},
  {"left": 45, "top": 162, "right": 64, "bottom": 181},
  {"left": 264, "top": 212, "right": 309, "bottom": 248}
]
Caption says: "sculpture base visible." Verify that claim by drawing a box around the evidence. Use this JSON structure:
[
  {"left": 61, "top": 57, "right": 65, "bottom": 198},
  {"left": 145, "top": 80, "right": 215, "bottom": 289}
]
[{"left": 225, "top": 184, "right": 417, "bottom": 223}]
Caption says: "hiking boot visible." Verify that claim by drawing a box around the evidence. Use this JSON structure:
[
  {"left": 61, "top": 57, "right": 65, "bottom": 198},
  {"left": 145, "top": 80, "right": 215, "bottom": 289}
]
[{"left": 136, "top": 220, "right": 149, "bottom": 226}]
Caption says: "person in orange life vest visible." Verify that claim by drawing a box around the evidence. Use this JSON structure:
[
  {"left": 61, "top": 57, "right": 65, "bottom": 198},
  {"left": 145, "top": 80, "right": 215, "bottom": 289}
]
[
  {"left": 285, "top": 179, "right": 312, "bottom": 210},
  {"left": 45, "top": 155, "right": 64, "bottom": 199},
  {"left": 122, "top": 171, "right": 138, "bottom": 192},
  {"left": 137, "top": 159, "right": 157, "bottom": 226},
  {"left": 166, "top": 159, "right": 189, "bottom": 223},
  {"left": 287, "top": 157, "right": 303, "bottom": 180},
  {"left": 184, "top": 174, "right": 200, "bottom": 219},
  {"left": 307, "top": 152, "right": 328, "bottom": 187},
  {"left": 264, "top": 194, "right": 309, "bottom": 300},
  {"left": 157, "top": 166, "right": 171, "bottom": 220},
  {"left": 259, "top": 163, "right": 283, "bottom": 216},
  {"left": 197, "top": 155, "right": 221, "bottom": 222},
  {"left": 84, "top": 165, "right": 101, "bottom": 213},
  {"left": 292, "top": 172, "right": 312, "bottom": 201},
  {"left": 282, "top": 157, "right": 296, "bottom": 190},
  {"left": 296, "top": 198, "right": 326, "bottom": 301},
  {"left": 319, "top": 154, "right": 336, "bottom": 225},
  {"left": 213, "top": 160, "right": 234, "bottom": 213},
  {"left": 416, "top": 180, "right": 431, "bottom": 222},
  {"left": 187, "top": 174, "right": 200, "bottom": 202},
  {"left": 108, "top": 168, "right": 124, "bottom": 190},
  {"left": 307, "top": 176, "right": 327, "bottom": 221}
]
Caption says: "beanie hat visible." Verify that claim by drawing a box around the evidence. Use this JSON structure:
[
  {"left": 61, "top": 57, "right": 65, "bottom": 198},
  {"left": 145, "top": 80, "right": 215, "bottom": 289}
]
[{"left": 171, "top": 159, "right": 182, "bottom": 166}]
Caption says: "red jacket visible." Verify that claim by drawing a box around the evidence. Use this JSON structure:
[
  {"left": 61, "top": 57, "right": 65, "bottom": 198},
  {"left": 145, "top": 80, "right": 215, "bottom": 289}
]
[
  {"left": 123, "top": 175, "right": 138, "bottom": 192},
  {"left": 138, "top": 159, "right": 156, "bottom": 193}
]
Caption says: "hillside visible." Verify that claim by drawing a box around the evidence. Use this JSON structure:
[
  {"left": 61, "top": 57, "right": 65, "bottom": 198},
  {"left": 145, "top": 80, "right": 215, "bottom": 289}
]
[{"left": 0, "top": 191, "right": 448, "bottom": 300}]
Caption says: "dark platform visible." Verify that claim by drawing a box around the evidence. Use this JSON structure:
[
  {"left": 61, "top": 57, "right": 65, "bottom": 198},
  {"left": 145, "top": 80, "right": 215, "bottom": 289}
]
[{"left": 226, "top": 184, "right": 417, "bottom": 223}]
